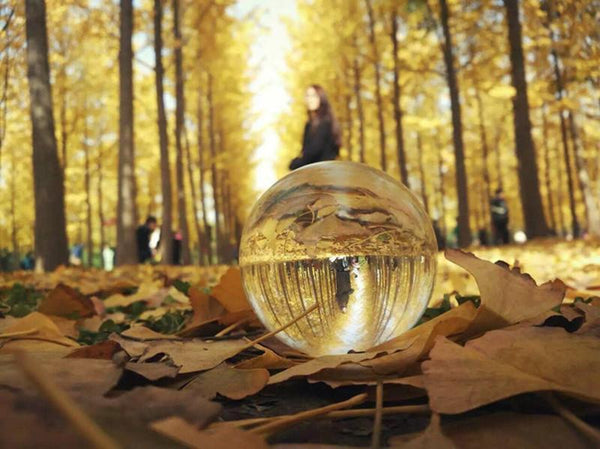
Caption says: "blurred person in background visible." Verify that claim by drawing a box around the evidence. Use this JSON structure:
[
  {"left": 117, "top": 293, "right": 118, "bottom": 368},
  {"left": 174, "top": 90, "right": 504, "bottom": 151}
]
[
  {"left": 136, "top": 216, "right": 158, "bottom": 263},
  {"left": 490, "top": 188, "right": 510, "bottom": 245},
  {"left": 289, "top": 85, "right": 341, "bottom": 170}
]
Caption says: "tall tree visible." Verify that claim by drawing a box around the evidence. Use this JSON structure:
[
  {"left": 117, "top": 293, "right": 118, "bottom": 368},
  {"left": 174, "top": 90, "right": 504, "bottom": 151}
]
[
  {"left": 153, "top": 0, "right": 173, "bottom": 264},
  {"left": 439, "top": 0, "right": 470, "bottom": 247},
  {"left": 207, "top": 72, "right": 220, "bottom": 262},
  {"left": 196, "top": 85, "right": 212, "bottom": 264},
  {"left": 503, "top": 0, "right": 550, "bottom": 238},
  {"left": 352, "top": 52, "right": 366, "bottom": 164},
  {"left": 416, "top": 132, "right": 429, "bottom": 215},
  {"left": 83, "top": 114, "right": 93, "bottom": 266},
  {"left": 96, "top": 145, "right": 106, "bottom": 267},
  {"left": 173, "top": 0, "right": 191, "bottom": 264},
  {"left": 116, "top": 0, "right": 138, "bottom": 265},
  {"left": 24, "top": 0, "right": 69, "bottom": 271},
  {"left": 365, "top": 0, "right": 387, "bottom": 172},
  {"left": 390, "top": 8, "right": 409, "bottom": 186},
  {"left": 540, "top": 105, "right": 557, "bottom": 232}
]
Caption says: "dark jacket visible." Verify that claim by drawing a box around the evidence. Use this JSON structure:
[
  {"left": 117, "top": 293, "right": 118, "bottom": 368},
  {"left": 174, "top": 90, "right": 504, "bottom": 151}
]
[
  {"left": 490, "top": 197, "right": 509, "bottom": 225},
  {"left": 289, "top": 118, "right": 339, "bottom": 170},
  {"left": 136, "top": 225, "right": 152, "bottom": 263}
]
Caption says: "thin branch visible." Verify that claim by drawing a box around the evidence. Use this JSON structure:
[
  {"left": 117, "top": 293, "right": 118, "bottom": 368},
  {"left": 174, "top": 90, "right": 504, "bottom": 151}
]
[
  {"left": 237, "top": 303, "right": 318, "bottom": 353},
  {"left": 250, "top": 393, "right": 368, "bottom": 436},
  {"left": 371, "top": 380, "right": 384, "bottom": 449},
  {"left": 217, "top": 404, "right": 431, "bottom": 429},
  {"left": 544, "top": 393, "right": 600, "bottom": 444}
]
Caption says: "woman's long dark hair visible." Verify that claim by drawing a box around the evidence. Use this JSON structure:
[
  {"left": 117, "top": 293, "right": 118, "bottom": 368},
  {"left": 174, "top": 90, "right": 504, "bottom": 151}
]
[{"left": 308, "top": 84, "right": 341, "bottom": 148}]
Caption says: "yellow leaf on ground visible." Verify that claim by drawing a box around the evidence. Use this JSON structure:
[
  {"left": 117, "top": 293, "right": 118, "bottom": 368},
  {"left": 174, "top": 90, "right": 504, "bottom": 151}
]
[
  {"left": 422, "top": 326, "right": 600, "bottom": 414},
  {"left": 121, "top": 325, "right": 180, "bottom": 341},
  {"left": 211, "top": 267, "right": 251, "bottom": 313},
  {"left": 0, "top": 312, "right": 79, "bottom": 349},
  {"left": 445, "top": 249, "right": 566, "bottom": 335},
  {"left": 183, "top": 363, "right": 270, "bottom": 400},
  {"left": 38, "top": 283, "right": 95, "bottom": 318}
]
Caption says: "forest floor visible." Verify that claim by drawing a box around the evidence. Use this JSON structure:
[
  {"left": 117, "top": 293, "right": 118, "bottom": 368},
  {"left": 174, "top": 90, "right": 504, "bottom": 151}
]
[{"left": 0, "top": 238, "right": 599, "bottom": 448}]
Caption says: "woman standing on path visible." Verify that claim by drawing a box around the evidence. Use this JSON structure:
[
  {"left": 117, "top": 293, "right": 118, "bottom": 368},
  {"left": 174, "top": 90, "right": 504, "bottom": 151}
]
[{"left": 289, "top": 85, "right": 341, "bottom": 170}]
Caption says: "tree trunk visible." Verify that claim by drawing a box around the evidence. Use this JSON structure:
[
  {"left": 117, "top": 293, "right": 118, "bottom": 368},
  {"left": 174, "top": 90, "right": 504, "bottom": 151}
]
[
  {"left": 503, "top": 0, "right": 549, "bottom": 238},
  {"left": 197, "top": 87, "right": 212, "bottom": 265},
  {"left": 183, "top": 122, "right": 204, "bottom": 264},
  {"left": 10, "top": 145, "right": 18, "bottom": 256},
  {"left": 153, "top": 0, "right": 173, "bottom": 264},
  {"left": 390, "top": 9, "right": 409, "bottom": 186},
  {"left": 97, "top": 146, "right": 106, "bottom": 267},
  {"left": 344, "top": 93, "right": 353, "bottom": 161},
  {"left": 549, "top": 49, "right": 579, "bottom": 236},
  {"left": 567, "top": 111, "right": 600, "bottom": 236},
  {"left": 83, "top": 116, "right": 93, "bottom": 266},
  {"left": 116, "top": 0, "right": 138, "bottom": 265},
  {"left": 435, "top": 134, "right": 447, "bottom": 237},
  {"left": 172, "top": 0, "right": 191, "bottom": 264},
  {"left": 540, "top": 105, "right": 557, "bottom": 233},
  {"left": 439, "top": 0, "right": 471, "bottom": 246},
  {"left": 352, "top": 46, "right": 365, "bottom": 164},
  {"left": 416, "top": 133, "right": 429, "bottom": 215},
  {"left": 365, "top": 0, "right": 386, "bottom": 172},
  {"left": 25, "top": 0, "right": 69, "bottom": 271},
  {"left": 207, "top": 72, "right": 220, "bottom": 263},
  {"left": 474, "top": 88, "right": 491, "bottom": 234}
]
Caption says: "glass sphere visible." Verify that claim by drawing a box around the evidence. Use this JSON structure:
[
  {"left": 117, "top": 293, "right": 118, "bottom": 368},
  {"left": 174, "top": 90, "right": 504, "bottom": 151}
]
[{"left": 240, "top": 161, "right": 437, "bottom": 356}]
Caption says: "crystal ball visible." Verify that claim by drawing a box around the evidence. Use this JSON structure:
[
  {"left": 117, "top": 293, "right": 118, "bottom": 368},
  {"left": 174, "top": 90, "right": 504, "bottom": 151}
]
[{"left": 240, "top": 161, "right": 437, "bottom": 356}]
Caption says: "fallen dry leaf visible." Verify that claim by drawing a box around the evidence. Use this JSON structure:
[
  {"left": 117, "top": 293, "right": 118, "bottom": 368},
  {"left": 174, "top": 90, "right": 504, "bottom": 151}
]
[
  {"left": 268, "top": 351, "right": 384, "bottom": 385},
  {"left": 183, "top": 363, "right": 269, "bottom": 400},
  {"left": 422, "top": 326, "right": 600, "bottom": 414},
  {"left": 361, "top": 302, "right": 477, "bottom": 375},
  {"left": 66, "top": 340, "right": 121, "bottom": 360},
  {"left": 136, "top": 338, "right": 249, "bottom": 374},
  {"left": 37, "top": 283, "right": 96, "bottom": 318},
  {"left": 103, "top": 280, "right": 164, "bottom": 308},
  {"left": 235, "top": 344, "right": 297, "bottom": 370},
  {"left": 390, "top": 412, "right": 592, "bottom": 449},
  {"left": 0, "top": 353, "right": 122, "bottom": 395},
  {"left": 393, "top": 414, "right": 457, "bottom": 449},
  {"left": 0, "top": 312, "right": 79, "bottom": 349},
  {"left": 445, "top": 249, "right": 566, "bottom": 335},
  {"left": 150, "top": 417, "right": 269, "bottom": 449},
  {"left": 121, "top": 325, "right": 181, "bottom": 341},
  {"left": 210, "top": 267, "right": 252, "bottom": 313},
  {"left": 125, "top": 361, "right": 179, "bottom": 381}
]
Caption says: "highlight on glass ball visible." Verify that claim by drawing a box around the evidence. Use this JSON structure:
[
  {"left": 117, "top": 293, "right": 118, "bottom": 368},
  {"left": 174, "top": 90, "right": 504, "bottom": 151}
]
[{"left": 239, "top": 161, "right": 437, "bottom": 357}]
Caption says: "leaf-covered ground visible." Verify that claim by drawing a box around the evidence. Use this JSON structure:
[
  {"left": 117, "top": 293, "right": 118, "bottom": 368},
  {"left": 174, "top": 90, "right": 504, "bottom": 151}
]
[{"left": 1, "top": 239, "right": 599, "bottom": 448}]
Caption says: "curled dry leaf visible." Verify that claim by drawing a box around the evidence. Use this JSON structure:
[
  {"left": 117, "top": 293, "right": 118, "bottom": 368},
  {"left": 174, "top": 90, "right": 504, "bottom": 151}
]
[
  {"left": 37, "top": 283, "right": 96, "bottom": 318},
  {"left": 235, "top": 344, "right": 297, "bottom": 370},
  {"left": 361, "top": 302, "right": 477, "bottom": 375},
  {"left": 183, "top": 363, "right": 269, "bottom": 400},
  {"left": 422, "top": 326, "right": 600, "bottom": 414},
  {"left": 134, "top": 338, "right": 249, "bottom": 374},
  {"left": 121, "top": 325, "right": 181, "bottom": 341},
  {"left": 0, "top": 312, "right": 79, "bottom": 349},
  {"left": 445, "top": 249, "right": 566, "bottom": 335},
  {"left": 103, "top": 280, "right": 164, "bottom": 308},
  {"left": 125, "top": 361, "right": 179, "bottom": 381},
  {"left": 268, "top": 351, "right": 385, "bottom": 385},
  {"left": 66, "top": 339, "right": 121, "bottom": 360},
  {"left": 150, "top": 417, "right": 269, "bottom": 449},
  {"left": 210, "top": 267, "right": 252, "bottom": 313}
]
